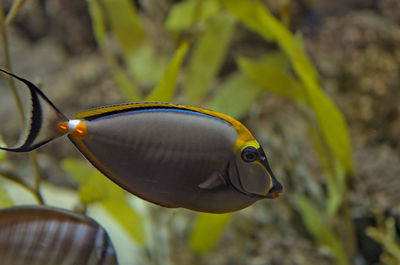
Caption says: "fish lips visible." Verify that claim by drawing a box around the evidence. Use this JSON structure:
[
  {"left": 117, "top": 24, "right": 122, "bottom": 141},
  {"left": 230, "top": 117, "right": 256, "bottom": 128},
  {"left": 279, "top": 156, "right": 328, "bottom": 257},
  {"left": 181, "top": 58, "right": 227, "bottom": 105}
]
[{"left": 265, "top": 175, "right": 283, "bottom": 198}]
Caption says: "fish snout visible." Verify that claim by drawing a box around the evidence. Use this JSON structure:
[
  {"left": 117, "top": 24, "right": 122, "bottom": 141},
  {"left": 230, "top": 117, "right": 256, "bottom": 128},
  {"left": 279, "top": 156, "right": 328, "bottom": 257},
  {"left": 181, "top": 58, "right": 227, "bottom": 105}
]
[{"left": 267, "top": 178, "right": 283, "bottom": 198}]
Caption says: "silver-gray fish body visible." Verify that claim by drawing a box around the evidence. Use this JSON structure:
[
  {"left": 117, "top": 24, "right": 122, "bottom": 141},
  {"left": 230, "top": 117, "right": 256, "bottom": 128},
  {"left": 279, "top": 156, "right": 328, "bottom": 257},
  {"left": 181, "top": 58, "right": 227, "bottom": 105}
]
[
  {"left": 0, "top": 206, "right": 118, "bottom": 265},
  {"left": 71, "top": 111, "right": 260, "bottom": 213}
]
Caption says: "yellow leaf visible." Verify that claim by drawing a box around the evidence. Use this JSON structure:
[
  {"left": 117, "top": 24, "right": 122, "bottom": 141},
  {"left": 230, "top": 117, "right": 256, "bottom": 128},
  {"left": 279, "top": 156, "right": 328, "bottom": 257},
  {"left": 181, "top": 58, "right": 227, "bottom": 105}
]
[
  {"left": 102, "top": 198, "right": 145, "bottom": 244},
  {"left": 87, "top": 0, "right": 142, "bottom": 101},
  {"left": 190, "top": 213, "right": 230, "bottom": 253},
  {"left": 101, "top": 0, "right": 147, "bottom": 57},
  {"left": 238, "top": 54, "right": 305, "bottom": 104},
  {"left": 185, "top": 11, "right": 236, "bottom": 105},
  {"left": 165, "top": 0, "right": 220, "bottom": 31},
  {"left": 86, "top": 0, "right": 106, "bottom": 47},
  {"left": 146, "top": 41, "right": 189, "bottom": 102},
  {"left": 222, "top": 0, "right": 354, "bottom": 176},
  {"left": 126, "top": 45, "right": 168, "bottom": 88},
  {"left": 296, "top": 196, "right": 350, "bottom": 265},
  {"left": 0, "top": 136, "right": 6, "bottom": 161},
  {"left": 206, "top": 73, "right": 263, "bottom": 119},
  {"left": 61, "top": 158, "right": 124, "bottom": 205},
  {"left": 219, "top": 0, "right": 273, "bottom": 40},
  {"left": 0, "top": 182, "right": 13, "bottom": 208}
]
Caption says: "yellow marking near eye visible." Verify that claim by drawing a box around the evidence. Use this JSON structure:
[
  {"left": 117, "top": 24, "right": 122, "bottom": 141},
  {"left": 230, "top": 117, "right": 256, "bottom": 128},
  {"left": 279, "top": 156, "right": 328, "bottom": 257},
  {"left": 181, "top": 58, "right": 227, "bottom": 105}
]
[
  {"left": 255, "top": 160, "right": 274, "bottom": 195},
  {"left": 241, "top": 140, "right": 272, "bottom": 195},
  {"left": 239, "top": 140, "right": 260, "bottom": 152}
]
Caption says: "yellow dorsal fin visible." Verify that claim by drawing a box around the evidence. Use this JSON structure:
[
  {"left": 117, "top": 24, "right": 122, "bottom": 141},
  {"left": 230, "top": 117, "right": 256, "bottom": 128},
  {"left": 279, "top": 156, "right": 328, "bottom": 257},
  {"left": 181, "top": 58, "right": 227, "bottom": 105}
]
[
  {"left": 75, "top": 103, "right": 161, "bottom": 119},
  {"left": 76, "top": 102, "right": 256, "bottom": 150}
]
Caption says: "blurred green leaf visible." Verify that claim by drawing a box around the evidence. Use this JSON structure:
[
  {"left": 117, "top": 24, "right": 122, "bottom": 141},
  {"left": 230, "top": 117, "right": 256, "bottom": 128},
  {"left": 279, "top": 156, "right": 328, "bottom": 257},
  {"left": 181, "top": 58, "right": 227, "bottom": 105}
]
[
  {"left": 367, "top": 218, "right": 400, "bottom": 264},
  {"left": 165, "top": 0, "right": 220, "bottom": 31},
  {"left": 0, "top": 182, "right": 13, "bottom": 208},
  {"left": 308, "top": 125, "right": 344, "bottom": 216},
  {"left": 222, "top": 0, "right": 353, "bottom": 176},
  {"left": 0, "top": 136, "right": 6, "bottom": 161},
  {"left": 165, "top": 0, "right": 198, "bottom": 31},
  {"left": 221, "top": 0, "right": 317, "bottom": 80},
  {"left": 296, "top": 196, "right": 350, "bottom": 265},
  {"left": 190, "top": 213, "right": 230, "bottom": 253},
  {"left": 238, "top": 54, "right": 305, "bottom": 105},
  {"left": 111, "top": 67, "right": 142, "bottom": 101},
  {"left": 87, "top": 0, "right": 141, "bottom": 101},
  {"left": 185, "top": 11, "right": 236, "bottom": 105},
  {"left": 305, "top": 86, "right": 354, "bottom": 176},
  {"left": 99, "top": 0, "right": 166, "bottom": 92},
  {"left": 5, "top": 0, "right": 26, "bottom": 26},
  {"left": 62, "top": 158, "right": 124, "bottom": 204},
  {"left": 102, "top": 198, "right": 145, "bottom": 244},
  {"left": 206, "top": 73, "right": 263, "bottom": 119},
  {"left": 126, "top": 45, "right": 168, "bottom": 87},
  {"left": 101, "top": 0, "right": 146, "bottom": 57},
  {"left": 86, "top": 0, "right": 106, "bottom": 47},
  {"left": 61, "top": 158, "right": 97, "bottom": 185},
  {"left": 146, "top": 41, "right": 189, "bottom": 102},
  {"left": 219, "top": 0, "right": 273, "bottom": 40},
  {"left": 62, "top": 158, "right": 145, "bottom": 244},
  {"left": 325, "top": 173, "right": 343, "bottom": 217}
]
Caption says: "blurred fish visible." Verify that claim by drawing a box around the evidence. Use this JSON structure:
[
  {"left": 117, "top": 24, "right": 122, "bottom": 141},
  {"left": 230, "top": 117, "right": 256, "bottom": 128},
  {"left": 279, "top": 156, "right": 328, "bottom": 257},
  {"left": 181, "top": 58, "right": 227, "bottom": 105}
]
[
  {"left": 0, "top": 205, "right": 118, "bottom": 265},
  {"left": 0, "top": 70, "right": 282, "bottom": 213}
]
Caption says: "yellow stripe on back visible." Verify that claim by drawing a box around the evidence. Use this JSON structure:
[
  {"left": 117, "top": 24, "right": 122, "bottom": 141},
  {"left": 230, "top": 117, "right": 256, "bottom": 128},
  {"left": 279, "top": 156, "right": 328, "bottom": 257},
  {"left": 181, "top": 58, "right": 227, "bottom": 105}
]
[{"left": 76, "top": 102, "right": 256, "bottom": 150}]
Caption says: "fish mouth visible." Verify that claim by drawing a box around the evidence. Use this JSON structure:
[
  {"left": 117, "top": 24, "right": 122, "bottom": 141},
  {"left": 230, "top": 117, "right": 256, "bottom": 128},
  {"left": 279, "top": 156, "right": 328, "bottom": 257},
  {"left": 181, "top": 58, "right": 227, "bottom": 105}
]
[
  {"left": 257, "top": 148, "right": 283, "bottom": 199},
  {"left": 268, "top": 180, "right": 283, "bottom": 198}
]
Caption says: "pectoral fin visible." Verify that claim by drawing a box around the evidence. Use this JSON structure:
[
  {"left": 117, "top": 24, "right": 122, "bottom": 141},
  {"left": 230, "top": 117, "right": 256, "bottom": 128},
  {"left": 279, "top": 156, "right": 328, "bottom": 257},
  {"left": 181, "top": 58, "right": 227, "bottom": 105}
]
[{"left": 198, "top": 172, "right": 227, "bottom": 190}]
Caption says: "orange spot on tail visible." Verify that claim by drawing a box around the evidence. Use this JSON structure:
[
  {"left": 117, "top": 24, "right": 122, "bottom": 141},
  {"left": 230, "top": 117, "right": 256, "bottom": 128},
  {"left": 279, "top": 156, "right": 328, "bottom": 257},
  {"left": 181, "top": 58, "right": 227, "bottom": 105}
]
[
  {"left": 72, "top": 122, "right": 87, "bottom": 139},
  {"left": 57, "top": 122, "right": 69, "bottom": 133}
]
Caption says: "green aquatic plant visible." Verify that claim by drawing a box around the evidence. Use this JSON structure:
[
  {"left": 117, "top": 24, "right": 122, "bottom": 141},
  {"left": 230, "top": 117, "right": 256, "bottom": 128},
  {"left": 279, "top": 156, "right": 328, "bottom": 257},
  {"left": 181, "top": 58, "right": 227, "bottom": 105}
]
[
  {"left": 0, "top": 0, "right": 44, "bottom": 206},
  {"left": 367, "top": 216, "right": 400, "bottom": 265},
  {"left": 218, "top": 1, "right": 355, "bottom": 264},
  {"left": 0, "top": 182, "right": 13, "bottom": 208},
  {"left": 0, "top": 0, "right": 365, "bottom": 264}
]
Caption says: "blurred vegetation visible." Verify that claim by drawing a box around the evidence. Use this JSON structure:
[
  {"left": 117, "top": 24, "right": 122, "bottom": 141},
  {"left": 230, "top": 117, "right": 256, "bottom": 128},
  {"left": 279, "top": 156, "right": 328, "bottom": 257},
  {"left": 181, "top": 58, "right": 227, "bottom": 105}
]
[
  {"left": 0, "top": 0, "right": 399, "bottom": 265},
  {"left": 367, "top": 215, "right": 400, "bottom": 265}
]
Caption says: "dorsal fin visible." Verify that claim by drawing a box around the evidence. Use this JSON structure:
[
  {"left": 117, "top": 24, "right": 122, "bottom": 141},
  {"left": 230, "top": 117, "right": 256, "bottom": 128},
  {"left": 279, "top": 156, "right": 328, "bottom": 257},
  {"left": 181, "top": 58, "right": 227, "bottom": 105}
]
[
  {"left": 76, "top": 102, "right": 185, "bottom": 120},
  {"left": 0, "top": 69, "right": 68, "bottom": 152}
]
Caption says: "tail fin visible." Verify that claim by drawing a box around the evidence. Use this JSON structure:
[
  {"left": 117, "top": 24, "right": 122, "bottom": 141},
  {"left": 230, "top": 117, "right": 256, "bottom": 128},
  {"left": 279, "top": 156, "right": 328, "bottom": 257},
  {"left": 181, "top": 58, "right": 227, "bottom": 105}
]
[{"left": 0, "top": 69, "right": 68, "bottom": 152}]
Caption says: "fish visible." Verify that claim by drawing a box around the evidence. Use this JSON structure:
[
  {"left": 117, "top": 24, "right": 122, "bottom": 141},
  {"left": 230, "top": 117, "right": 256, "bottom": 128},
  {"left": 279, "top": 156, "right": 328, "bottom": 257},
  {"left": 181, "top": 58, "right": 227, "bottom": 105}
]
[
  {"left": 0, "top": 69, "right": 282, "bottom": 213},
  {"left": 0, "top": 205, "right": 118, "bottom": 265}
]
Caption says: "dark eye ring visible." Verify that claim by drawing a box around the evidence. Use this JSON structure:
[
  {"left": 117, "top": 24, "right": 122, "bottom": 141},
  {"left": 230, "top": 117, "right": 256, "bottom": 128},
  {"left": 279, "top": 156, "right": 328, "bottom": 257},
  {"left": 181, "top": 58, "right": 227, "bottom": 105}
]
[{"left": 241, "top": 147, "right": 258, "bottom": 162}]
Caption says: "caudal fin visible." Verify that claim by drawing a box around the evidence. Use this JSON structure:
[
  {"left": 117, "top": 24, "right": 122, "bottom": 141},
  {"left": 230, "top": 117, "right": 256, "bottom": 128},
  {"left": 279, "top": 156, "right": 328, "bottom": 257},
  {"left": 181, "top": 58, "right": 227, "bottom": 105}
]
[{"left": 0, "top": 69, "right": 68, "bottom": 152}]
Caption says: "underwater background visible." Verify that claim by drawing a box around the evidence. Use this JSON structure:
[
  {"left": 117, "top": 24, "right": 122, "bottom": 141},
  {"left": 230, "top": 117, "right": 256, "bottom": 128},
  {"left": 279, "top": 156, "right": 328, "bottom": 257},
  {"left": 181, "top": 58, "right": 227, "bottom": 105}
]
[{"left": 0, "top": 0, "right": 399, "bottom": 264}]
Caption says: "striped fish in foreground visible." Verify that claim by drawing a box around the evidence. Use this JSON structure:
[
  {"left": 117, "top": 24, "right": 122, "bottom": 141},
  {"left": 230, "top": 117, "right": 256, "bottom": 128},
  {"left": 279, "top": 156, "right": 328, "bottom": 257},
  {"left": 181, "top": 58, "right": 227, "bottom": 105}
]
[
  {"left": 0, "top": 206, "right": 118, "bottom": 265},
  {"left": 0, "top": 70, "right": 282, "bottom": 213}
]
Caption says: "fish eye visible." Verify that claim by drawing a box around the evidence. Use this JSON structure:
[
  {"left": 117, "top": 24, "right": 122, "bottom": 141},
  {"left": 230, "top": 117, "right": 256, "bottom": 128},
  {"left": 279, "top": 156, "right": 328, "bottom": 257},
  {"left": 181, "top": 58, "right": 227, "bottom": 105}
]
[{"left": 241, "top": 146, "right": 258, "bottom": 163}]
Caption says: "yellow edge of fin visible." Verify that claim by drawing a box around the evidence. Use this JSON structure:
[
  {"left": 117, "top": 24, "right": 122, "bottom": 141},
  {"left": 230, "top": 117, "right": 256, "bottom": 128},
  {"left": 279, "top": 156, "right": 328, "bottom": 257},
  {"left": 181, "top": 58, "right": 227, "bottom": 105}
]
[{"left": 76, "top": 103, "right": 256, "bottom": 150}]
